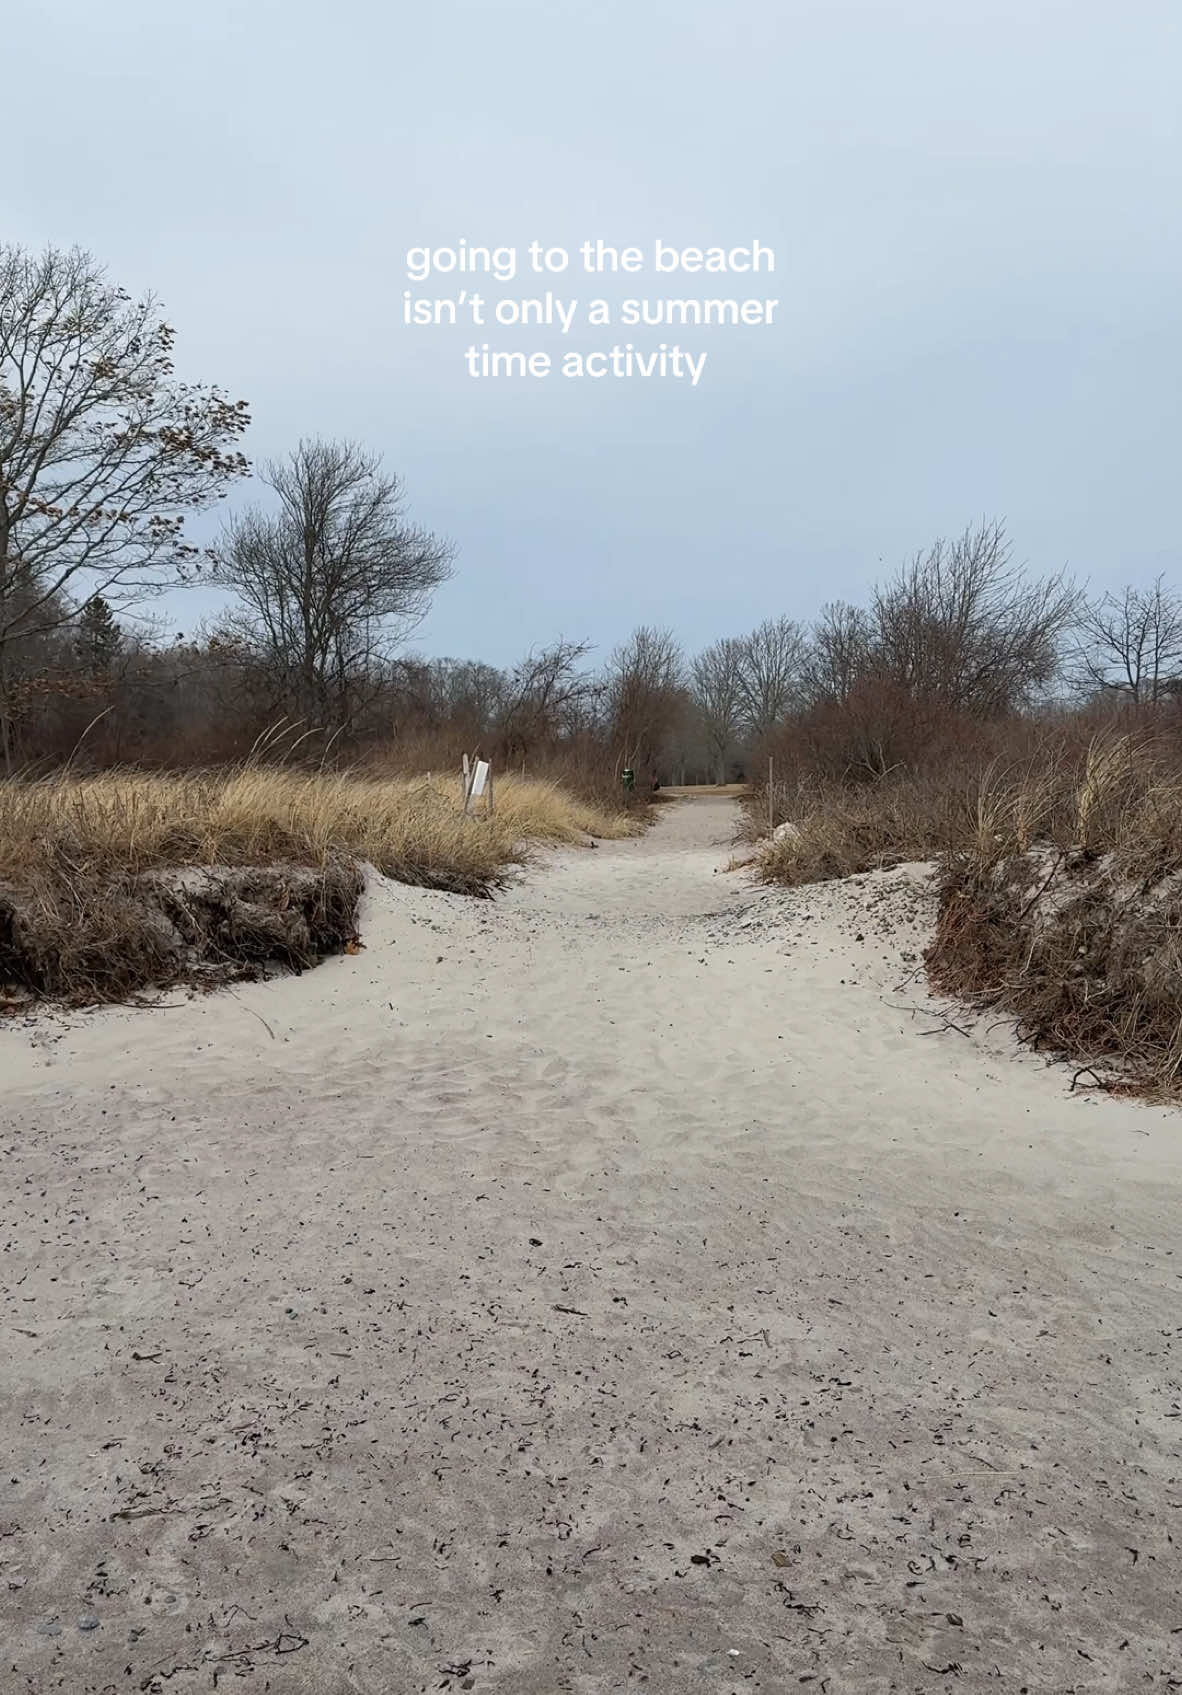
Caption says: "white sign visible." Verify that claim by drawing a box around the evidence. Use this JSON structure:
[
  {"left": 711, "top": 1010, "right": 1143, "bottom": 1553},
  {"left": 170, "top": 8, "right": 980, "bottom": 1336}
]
[{"left": 470, "top": 759, "right": 490, "bottom": 798}]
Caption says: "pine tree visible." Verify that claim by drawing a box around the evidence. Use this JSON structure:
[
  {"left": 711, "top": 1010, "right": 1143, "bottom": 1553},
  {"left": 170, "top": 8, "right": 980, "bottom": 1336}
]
[{"left": 74, "top": 596, "right": 123, "bottom": 672}]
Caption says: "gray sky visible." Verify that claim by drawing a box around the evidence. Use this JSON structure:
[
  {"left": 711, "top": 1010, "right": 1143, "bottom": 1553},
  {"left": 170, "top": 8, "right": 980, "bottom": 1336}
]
[{"left": 8, "top": 0, "right": 1180, "bottom": 665}]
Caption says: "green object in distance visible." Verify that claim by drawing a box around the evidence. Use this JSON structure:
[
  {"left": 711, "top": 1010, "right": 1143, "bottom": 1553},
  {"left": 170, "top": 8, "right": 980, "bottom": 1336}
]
[{"left": 621, "top": 768, "right": 635, "bottom": 789}]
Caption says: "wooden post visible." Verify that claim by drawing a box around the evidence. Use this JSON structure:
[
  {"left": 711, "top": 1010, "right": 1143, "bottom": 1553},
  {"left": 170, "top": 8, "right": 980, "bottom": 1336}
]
[
  {"left": 487, "top": 762, "right": 495, "bottom": 817},
  {"left": 768, "top": 754, "right": 774, "bottom": 836}
]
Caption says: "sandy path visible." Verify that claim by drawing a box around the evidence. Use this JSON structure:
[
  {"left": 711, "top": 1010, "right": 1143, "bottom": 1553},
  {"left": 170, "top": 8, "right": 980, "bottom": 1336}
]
[{"left": 2, "top": 796, "right": 1180, "bottom": 1694}]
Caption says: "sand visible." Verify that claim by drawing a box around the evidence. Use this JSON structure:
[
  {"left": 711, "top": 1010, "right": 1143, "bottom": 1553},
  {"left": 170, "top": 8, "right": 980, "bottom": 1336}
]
[{"left": 2, "top": 794, "right": 1180, "bottom": 1694}]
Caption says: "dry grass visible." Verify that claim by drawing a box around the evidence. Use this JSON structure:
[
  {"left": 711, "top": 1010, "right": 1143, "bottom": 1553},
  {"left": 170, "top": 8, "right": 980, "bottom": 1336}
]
[
  {"left": 0, "top": 767, "right": 637, "bottom": 1003},
  {"left": 756, "top": 733, "right": 1182, "bottom": 1096},
  {"left": 927, "top": 737, "right": 1182, "bottom": 1095},
  {"left": 660, "top": 783, "right": 751, "bottom": 797},
  {"left": 754, "top": 774, "right": 976, "bottom": 886},
  {"left": 0, "top": 767, "right": 635, "bottom": 885}
]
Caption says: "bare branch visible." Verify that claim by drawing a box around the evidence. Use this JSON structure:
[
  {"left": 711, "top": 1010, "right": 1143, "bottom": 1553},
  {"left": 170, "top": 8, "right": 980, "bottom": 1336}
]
[
  {"left": 1069, "top": 575, "right": 1182, "bottom": 703},
  {"left": 733, "top": 616, "right": 806, "bottom": 738},
  {"left": 691, "top": 637, "right": 744, "bottom": 783}
]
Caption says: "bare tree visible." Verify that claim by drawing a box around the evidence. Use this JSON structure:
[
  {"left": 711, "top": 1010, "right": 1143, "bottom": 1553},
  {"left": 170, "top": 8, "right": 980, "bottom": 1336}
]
[
  {"left": 803, "top": 601, "right": 874, "bottom": 704},
  {"left": 691, "top": 636, "right": 744, "bottom": 783},
  {"left": 388, "top": 655, "right": 508, "bottom": 748},
  {"left": 500, "top": 638, "right": 598, "bottom": 757},
  {"left": 1070, "top": 576, "right": 1182, "bottom": 703},
  {"left": 210, "top": 439, "right": 453, "bottom": 732},
  {"left": 870, "top": 519, "right": 1074, "bottom": 715},
  {"left": 607, "top": 625, "right": 686, "bottom": 779},
  {"left": 735, "top": 615, "right": 806, "bottom": 738},
  {"left": 0, "top": 243, "right": 250, "bottom": 769},
  {"left": 431, "top": 657, "right": 509, "bottom": 733}
]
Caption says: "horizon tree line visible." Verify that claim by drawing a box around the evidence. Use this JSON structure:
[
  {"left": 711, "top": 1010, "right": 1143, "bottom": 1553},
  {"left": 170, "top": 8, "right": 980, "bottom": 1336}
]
[{"left": 2, "top": 240, "right": 1179, "bottom": 781}]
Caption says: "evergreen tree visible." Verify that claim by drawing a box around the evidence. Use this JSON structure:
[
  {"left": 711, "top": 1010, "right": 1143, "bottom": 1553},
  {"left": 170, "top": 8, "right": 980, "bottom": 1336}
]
[{"left": 74, "top": 596, "right": 124, "bottom": 672}]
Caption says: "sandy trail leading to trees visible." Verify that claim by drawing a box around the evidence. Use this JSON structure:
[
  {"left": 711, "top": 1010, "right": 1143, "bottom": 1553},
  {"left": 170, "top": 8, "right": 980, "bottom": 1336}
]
[{"left": 2, "top": 795, "right": 1180, "bottom": 1694}]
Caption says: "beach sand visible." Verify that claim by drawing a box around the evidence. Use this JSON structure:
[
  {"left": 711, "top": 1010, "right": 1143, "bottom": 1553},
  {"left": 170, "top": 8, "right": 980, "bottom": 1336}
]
[{"left": 2, "top": 794, "right": 1179, "bottom": 1693}]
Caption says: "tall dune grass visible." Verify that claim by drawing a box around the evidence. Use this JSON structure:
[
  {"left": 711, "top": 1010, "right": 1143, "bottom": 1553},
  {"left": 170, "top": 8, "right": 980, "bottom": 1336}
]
[{"left": 0, "top": 767, "right": 636, "bottom": 886}]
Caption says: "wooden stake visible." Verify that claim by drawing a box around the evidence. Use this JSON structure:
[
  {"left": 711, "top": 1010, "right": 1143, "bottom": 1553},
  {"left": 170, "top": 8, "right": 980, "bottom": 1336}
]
[{"left": 768, "top": 754, "right": 774, "bottom": 835}]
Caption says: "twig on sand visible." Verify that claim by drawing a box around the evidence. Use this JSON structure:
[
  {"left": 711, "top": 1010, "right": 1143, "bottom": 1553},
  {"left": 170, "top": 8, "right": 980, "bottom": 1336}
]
[
  {"left": 226, "top": 988, "right": 276, "bottom": 1040},
  {"left": 885, "top": 998, "right": 971, "bottom": 1038},
  {"left": 918, "top": 1017, "right": 972, "bottom": 1038}
]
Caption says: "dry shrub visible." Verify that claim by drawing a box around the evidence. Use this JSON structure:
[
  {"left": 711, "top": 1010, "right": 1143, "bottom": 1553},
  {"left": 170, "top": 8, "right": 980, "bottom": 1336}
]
[
  {"left": 758, "top": 686, "right": 1033, "bottom": 794},
  {"left": 0, "top": 766, "right": 636, "bottom": 1004},
  {"left": 756, "top": 772, "right": 977, "bottom": 885},
  {"left": 928, "top": 737, "right": 1182, "bottom": 1094},
  {"left": 0, "top": 863, "right": 363, "bottom": 1004},
  {"left": 753, "top": 729, "right": 1182, "bottom": 1094},
  {"left": 930, "top": 849, "right": 1182, "bottom": 1094},
  {"left": 753, "top": 719, "right": 1179, "bottom": 885},
  {"left": 149, "top": 864, "right": 364, "bottom": 976}
]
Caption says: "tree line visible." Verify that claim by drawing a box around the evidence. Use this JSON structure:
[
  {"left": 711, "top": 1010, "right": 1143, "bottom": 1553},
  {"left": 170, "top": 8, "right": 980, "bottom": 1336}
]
[{"left": 3, "top": 242, "right": 1180, "bottom": 782}]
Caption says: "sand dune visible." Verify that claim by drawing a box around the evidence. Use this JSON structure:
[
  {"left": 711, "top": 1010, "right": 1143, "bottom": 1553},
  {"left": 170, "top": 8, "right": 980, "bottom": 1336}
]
[{"left": 2, "top": 795, "right": 1179, "bottom": 1694}]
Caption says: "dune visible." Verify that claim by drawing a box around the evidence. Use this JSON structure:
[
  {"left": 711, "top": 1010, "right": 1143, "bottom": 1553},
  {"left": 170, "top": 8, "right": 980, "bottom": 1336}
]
[{"left": 2, "top": 794, "right": 1179, "bottom": 1693}]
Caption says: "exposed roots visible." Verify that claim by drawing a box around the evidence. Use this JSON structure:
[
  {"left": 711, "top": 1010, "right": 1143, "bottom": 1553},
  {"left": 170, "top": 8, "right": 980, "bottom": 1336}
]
[
  {"left": 928, "top": 848, "right": 1182, "bottom": 1097},
  {"left": 0, "top": 861, "right": 364, "bottom": 1005}
]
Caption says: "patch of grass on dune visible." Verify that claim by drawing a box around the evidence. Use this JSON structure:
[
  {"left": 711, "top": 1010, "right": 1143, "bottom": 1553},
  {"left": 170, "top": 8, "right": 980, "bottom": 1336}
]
[
  {"left": 927, "top": 737, "right": 1182, "bottom": 1096},
  {"left": 754, "top": 736, "right": 1182, "bottom": 1096},
  {"left": 0, "top": 767, "right": 637, "bottom": 1004}
]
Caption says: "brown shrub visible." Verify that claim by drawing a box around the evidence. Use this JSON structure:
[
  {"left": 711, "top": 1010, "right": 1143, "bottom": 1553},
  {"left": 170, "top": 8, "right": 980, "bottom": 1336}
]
[
  {"left": 925, "top": 737, "right": 1182, "bottom": 1093},
  {"left": 0, "top": 862, "right": 363, "bottom": 1004},
  {"left": 754, "top": 771, "right": 980, "bottom": 885},
  {"left": 754, "top": 728, "right": 1182, "bottom": 1095},
  {"left": 929, "top": 848, "right": 1182, "bottom": 1095}
]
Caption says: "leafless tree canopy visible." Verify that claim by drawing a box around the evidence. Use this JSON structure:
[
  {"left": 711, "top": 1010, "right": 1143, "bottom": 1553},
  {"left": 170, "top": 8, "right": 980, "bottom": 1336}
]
[
  {"left": 500, "top": 639, "right": 599, "bottom": 755},
  {"left": 608, "top": 625, "right": 687, "bottom": 777},
  {"left": 803, "top": 601, "right": 874, "bottom": 705},
  {"left": 691, "top": 636, "right": 744, "bottom": 782},
  {"left": 734, "top": 615, "right": 806, "bottom": 738},
  {"left": 0, "top": 242, "right": 250, "bottom": 768},
  {"left": 868, "top": 520, "right": 1075, "bottom": 716},
  {"left": 1070, "top": 575, "right": 1182, "bottom": 703},
  {"left": 210, "top": 439, "right": 453, "bottom": 730}
]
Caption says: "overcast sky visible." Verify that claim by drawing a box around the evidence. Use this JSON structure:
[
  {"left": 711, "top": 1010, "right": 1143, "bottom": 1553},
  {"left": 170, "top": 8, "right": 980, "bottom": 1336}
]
[{"left": 8, "top": 0, "right": 1180, "bottom": 665}]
